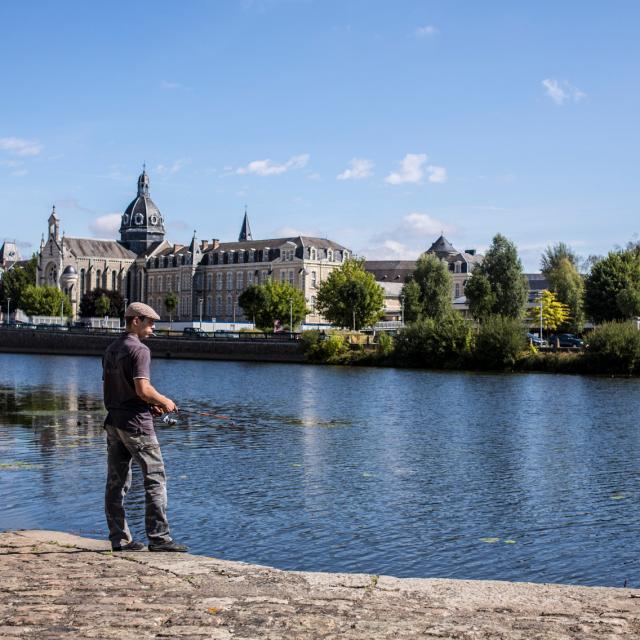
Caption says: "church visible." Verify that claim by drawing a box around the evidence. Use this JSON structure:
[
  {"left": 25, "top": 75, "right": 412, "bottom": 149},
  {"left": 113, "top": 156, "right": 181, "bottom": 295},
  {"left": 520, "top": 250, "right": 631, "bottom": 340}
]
[{"left": 37, "top": 169, "right": 352, "bottom": 325}]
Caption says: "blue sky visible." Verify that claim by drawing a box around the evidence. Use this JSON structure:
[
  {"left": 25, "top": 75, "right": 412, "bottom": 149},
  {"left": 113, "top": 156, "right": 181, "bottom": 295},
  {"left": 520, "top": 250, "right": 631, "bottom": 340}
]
[{"left": 1, "top": 0, "right": 638, "bottom": 271}]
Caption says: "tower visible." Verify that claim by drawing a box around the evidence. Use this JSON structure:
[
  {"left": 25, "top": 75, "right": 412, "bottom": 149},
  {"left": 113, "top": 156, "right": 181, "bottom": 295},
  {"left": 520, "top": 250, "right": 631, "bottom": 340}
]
[{"left": 119, "top": 167, "right": 166, "bottom": 255}]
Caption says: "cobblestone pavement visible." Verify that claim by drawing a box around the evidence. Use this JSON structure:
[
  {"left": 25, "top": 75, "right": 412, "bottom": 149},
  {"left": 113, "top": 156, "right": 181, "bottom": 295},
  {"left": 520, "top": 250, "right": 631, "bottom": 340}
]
[{"left": 1, "top": 530, "right": 639, "bottom": 639}]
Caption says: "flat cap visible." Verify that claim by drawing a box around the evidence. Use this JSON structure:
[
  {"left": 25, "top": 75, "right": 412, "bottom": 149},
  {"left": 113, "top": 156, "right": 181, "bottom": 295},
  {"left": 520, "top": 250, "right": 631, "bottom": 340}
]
[{"left": 124, "top": 301, "right": 160, "bottom": 320}]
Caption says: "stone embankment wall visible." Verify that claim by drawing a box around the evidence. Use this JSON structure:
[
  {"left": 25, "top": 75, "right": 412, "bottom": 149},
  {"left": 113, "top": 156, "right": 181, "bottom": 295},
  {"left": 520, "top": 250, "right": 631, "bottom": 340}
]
[
  {"left": 1, "top": 530, "right": 639, "bottom": 639},
  {"left": 0, "top": 328, "right": 306, "bottom": 363}
]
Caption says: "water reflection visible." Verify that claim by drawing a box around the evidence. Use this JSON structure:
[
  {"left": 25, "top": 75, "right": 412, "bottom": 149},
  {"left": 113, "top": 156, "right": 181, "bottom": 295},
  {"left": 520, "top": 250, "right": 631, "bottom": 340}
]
[{"left": 1, "top": 353, "right": 639, "bottom": 587}]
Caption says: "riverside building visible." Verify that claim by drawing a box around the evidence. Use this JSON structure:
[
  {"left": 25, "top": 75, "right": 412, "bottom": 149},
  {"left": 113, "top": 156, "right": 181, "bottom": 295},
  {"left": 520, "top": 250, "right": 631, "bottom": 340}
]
[{"left": 37, "top": 169, "right": 351, "bottom": 325}]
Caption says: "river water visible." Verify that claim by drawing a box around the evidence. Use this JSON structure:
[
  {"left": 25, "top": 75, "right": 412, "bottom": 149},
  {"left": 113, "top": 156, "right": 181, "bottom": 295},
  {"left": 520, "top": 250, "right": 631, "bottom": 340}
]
[{"left": 1, "top": 352, "right": 638, "bottom": 587}]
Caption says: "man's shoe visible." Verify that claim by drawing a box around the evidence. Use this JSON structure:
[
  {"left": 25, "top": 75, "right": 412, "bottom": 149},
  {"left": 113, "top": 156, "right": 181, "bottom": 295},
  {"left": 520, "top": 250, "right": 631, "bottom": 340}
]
[
  {"left": 112, "top": 541, "right": 145, "bottom": 552},
  {"left": 148, "top": 540, "right": 188, "bottom": 553}
]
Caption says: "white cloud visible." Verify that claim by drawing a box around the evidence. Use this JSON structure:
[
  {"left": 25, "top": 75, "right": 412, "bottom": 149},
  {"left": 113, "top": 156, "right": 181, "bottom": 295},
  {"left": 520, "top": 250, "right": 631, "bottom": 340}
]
[
  {"left": 385, "top": 153, "right": 427, "bottom": 185},
  {"left": 236, "top": 154, "right": 309, "bottom": 176},
  {"left": 337, "top": 158, "right": 374, "bottom": 180},
  {"left": 160, "top": 80, "right": 182, "bottom": 90},
  {"left": 156, "top": 158, "right": 190, "bottom": 174},
  {"left": 11, "top": 169, "right": 28, "bottom": 177},
  {"left": 368, "top": 212, "right": 456, "bottom": 258},
  {"left": 0, "top": 137, "right": 42, "bottom": 156},
  {"left": 427, "top": 165, "right": 447, "bottom": 183},
  {"left": 89, "top": 213, "right": 121, "bottom": 237},
  {"left": 401, "top": 212, "right": 454, "bottom": 236},
  {"left": 271, "top": 225, "right": 320, "bottom": 237},
  {"left": 306, "top": 172, "right": 321, "bottom": 181},
  {"left": 542, "top": 78, "right": 586, "bottom": 105},
  {"left": 415, "top": 25, "right": 438, "bottom": 37}
]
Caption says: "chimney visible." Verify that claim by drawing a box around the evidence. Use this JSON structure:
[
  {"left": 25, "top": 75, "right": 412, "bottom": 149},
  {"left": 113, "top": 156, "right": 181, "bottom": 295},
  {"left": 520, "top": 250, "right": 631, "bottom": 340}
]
[
  {"left": 200, "top": 240, "right": 209, "bottom": 250},
  {"left": 211, "top": 239, "right": 220, "bottom": 249}
]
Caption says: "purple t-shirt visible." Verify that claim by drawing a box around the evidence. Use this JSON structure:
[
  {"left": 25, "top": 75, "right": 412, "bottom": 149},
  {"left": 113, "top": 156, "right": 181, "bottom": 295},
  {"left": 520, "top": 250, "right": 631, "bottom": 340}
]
[{"left": 102, "top": 332, "right": 155, "bottom": 435}]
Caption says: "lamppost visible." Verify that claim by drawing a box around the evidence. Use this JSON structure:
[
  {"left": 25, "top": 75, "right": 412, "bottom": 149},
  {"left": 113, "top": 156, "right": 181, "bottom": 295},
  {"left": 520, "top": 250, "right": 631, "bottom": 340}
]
[
  {"left": 289, "top": 298, "right": 293, "bottom": 333},
  {"left": 198, "top": 297, "right": 203, "bottom": 330},
  {"left": 60, "top": 298, "right": 64, "bottom": 326},
  {"left": 400, "top": 294, "right": 405, "bottom": 325},
  {"left": 539, "top": 293, "right": 543, "bottom": 343},
  {"left": 6, "top": 298, "right": 10, "bottom": 325}
]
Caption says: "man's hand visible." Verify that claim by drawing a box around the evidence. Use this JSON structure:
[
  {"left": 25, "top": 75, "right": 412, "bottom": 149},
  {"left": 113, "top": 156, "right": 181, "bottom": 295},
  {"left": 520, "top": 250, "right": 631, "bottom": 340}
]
[
  {"left": 150, "top": 405, "right": 163, "bottom": 416},
  {"left": 135, "top": 379, "right": 177, "bottom": 413}
]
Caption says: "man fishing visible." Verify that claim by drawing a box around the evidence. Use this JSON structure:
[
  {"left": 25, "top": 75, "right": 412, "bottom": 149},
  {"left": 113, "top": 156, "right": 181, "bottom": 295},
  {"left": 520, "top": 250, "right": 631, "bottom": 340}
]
[{"left": 102, "top": 301, "right": 187, "bottom": 553}]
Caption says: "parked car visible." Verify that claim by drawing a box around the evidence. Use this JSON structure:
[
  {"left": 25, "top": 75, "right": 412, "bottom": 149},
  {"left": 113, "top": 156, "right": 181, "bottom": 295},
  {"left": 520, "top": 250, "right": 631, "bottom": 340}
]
[
  {"left": 182, "top": 327, "right": 209, "bottom": 338},
  {"left": 526, "top": 332, "right": 548, "bottom": 347},
  {"left": 549, "top": 333, "right": 584, "bottom": 348}
]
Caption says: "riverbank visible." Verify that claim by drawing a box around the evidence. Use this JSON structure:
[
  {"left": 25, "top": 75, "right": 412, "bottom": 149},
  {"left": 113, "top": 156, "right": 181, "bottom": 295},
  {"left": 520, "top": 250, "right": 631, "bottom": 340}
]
[
  {"left": 0, "top": 326, "right": 305, "bottom": 363},
  {"left": 1, "top": 530, "right": 638, "bottom": 639}
]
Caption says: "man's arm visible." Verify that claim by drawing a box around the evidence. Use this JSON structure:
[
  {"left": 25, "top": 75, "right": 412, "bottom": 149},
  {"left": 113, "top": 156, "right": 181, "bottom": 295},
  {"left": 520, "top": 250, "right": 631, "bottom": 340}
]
[{"left": 134, "top": 378, "right": 177, "bottom": 413}]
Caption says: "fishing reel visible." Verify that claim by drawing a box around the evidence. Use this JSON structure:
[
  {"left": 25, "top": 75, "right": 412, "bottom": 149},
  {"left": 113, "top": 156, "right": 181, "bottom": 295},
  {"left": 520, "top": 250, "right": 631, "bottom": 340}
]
[{"left": 162, "top": 413, "right": 178, "bottom": 426}]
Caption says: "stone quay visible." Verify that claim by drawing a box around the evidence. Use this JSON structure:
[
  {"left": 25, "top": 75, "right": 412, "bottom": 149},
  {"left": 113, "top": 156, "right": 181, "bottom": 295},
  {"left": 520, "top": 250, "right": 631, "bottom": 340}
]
[{"left": 1, "top": 530, "right": 638, "bottom": 639}]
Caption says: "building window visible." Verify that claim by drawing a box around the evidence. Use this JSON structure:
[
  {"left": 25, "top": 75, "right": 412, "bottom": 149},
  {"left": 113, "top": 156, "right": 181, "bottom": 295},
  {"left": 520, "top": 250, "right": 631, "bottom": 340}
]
[
  {"left": 216, "top": 272, "right": 222, "bottom": 289},
  {"left": 311, "top": 271, "right": 317, "bottom": 288},
  {"left": 310, "top": 296, "right": 316, "bottom": 311},
  {"left": 149, "top": 276, "right": 154, "bottom": 294},
  {"left": 288, "top": 269, "right": 294, "bottom": 285},
  {"left": 455, "top": 262, "right": 461, "bottom": 273},
  {"left": 247, "top": 271, "right": 254, "bottom": 285},
  {"left": 111, "top": 271, "right": 116, "bottom": 290},
  {"left": 227, "top": 294, "right": 233, "bottom": 315},
  {"left": 80, "top": 269, "right": 85, "bottom": 295},
  {"left": 262, "top": 249, "right": 270, "bottom": 262},
  {"left": 249, "top": 250, "right": 255, "bottom": 262},
  {"left": 207, "top": 296, "right": 212, "bottom": 316},
  {"left": 216, "top": 294, "right": 222, "bottom": 312},
  {"left": 280, "top": 270, "right": 286, "bottom": 283},
  {"left": 262, "top": 269, "right": 269, "bottom": 282},
  {"left": 310, "top": 248, "right": 316, "bottom": 260},
  {"left": 226, "top": 272, "right": 233, "bottom": 289},
  {"left": 455, "top": 284, "right": 460, "bottom": 298},
  {"left": 327, "top": 250, "right": 333, "bottom": 262},
  {"left": 207, "top": 273, "right": 213, "bottom": 290},
  {"left": 237, "top": 272, "right": 243, "bottom": 289}
]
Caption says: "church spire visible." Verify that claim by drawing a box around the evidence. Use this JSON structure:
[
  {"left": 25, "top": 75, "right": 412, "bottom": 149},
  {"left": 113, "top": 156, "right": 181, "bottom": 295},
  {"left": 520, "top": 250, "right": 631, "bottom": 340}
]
[{"left": 238, "top": 206, "right": 253, "bottom": 242}]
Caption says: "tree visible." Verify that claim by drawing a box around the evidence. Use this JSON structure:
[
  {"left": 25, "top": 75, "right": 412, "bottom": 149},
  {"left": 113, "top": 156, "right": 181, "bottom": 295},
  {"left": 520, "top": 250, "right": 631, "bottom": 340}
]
[
  {"left": 0, "top": 255, "right": 37, "bottom": 311},
  {"left": 465, "top": 233, "right": 528, "bottom": 320},
  {"left": 79, "top": 288, "right": 124, "bottom": 318},
  {"left": 95, "top": 294, "right": 111, "bottom": 317},
  {"left": 315, "top": 258, "right": 384, "bottom": 330},
  {"left": 541, "top": 243, "right": 585, "bottom": 332},
  {"left": 584, "top": 247, "right": 640, "bottom": 323},
  {"left": 20, "top": 285, "right": 72, "bottom": 317},
  {"left": 238, "top": 280, "right": 307, "bottom": 331},
  {"left": 164, "top": 292, "right": 178, "bottom": 326},
  {"left": 540, "top": 242, "right": 580, "bottom": 272},
  {"left": 401, "top": 253, "right": 452, "bottom": 322},
  {"left": 527, "top": 290, "right": 570, "bottom": 332}
]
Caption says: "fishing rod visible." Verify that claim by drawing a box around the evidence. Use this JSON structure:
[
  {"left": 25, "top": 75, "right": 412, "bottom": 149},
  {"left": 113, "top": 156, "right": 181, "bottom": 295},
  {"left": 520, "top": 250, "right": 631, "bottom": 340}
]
[{"left": 161, "top": 407, "right": 234, "bottom": 426}]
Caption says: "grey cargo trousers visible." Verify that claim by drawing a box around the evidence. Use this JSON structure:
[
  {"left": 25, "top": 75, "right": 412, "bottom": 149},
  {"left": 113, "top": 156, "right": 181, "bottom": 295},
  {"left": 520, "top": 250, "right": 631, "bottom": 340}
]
[{"left": 105, "top": 424, "right": 172, "bottom": 547}]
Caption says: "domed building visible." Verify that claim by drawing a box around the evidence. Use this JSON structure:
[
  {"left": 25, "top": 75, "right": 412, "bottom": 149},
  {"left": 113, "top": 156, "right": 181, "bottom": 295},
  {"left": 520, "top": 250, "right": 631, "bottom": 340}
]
[
  {"left": 36, "top": 167, "right": 352, "bottom": 326},
  {"left": 119, "top": 168, "right": 167, "bottom": 254}
]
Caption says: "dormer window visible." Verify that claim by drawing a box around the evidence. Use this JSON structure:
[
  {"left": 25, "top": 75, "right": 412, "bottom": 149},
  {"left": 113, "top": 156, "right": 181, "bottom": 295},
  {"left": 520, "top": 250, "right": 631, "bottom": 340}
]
[
  {"left": 327, "top": 249, "right": 333, "bottom": 262},
  {"left": 310, "top": 248, "right": 316, "bottom": 260},
  {"left": 134, "top": 213, "right": 144, "bottom": 226},
  {"left": 249, "top": 249, "right": 255, "bottom": 262}
]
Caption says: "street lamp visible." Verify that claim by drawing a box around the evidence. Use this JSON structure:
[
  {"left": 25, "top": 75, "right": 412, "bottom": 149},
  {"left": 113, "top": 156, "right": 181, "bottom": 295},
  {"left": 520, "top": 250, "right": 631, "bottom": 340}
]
[
  {"left": 6, "top": 298, "right": 10, "bottom": 325},
  {"left": 198, "top": 297, "right": 204, "bottom": 330},
  {"left": 289, "top": 297, "right": 293, "bottom": 333},
  {"left": 60, "top": 298, "right": 64, "bottom": 326},
  {"left": 400, "top": 294, "right": 405, "bottom": 325}
]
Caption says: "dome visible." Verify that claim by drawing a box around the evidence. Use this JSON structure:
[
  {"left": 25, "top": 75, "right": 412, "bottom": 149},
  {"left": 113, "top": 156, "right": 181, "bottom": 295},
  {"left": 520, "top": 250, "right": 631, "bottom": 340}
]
[
  {"left": 62, "top": 265, "right": 77, "bottom": 275},
  {"left": 119, "top": 169, "right": 165, "bottom": 235}
]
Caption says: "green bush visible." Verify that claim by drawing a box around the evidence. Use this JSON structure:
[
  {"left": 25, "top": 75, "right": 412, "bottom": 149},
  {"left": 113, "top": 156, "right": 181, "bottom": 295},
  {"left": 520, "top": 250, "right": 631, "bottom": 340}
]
[
  {"left": 473, "top": 315, "right": 527, "bottom": 370},
  {"left": 376, "top": 331, "right": 394, "bottom": 357},
  {"left": 300, "top": 331, "right": 349, "bottom": 363},
  {"left": 394, "top": 313, "right": 473, "bottom": 368},
  {"left": 585, "top": 321, "right": 640, "bottom": 374}
]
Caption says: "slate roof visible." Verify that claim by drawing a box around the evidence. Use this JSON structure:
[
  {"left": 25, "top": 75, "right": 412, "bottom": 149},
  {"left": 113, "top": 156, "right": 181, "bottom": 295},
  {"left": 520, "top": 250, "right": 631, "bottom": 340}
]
[
  {"left": 364, "top": 260, "right": 416, "bottom": 282},
  {"left": 63, "top": 237, "right": 136, "bottom": 260},
  {"left": 204, "top": 236, "right": 349, "bottom": 254}
]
